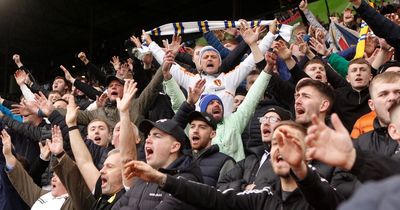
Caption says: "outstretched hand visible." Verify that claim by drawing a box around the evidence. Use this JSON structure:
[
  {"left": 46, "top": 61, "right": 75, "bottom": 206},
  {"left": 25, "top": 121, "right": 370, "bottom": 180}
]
[
  {"left": 272, "top": 40, "right": 292, "bottom": 61},
  {"left": 161, "top": 49, "right": 175, "bottom": 80},
  {"left": 124, "top": 160, "right": 166, "bottom": 183},
  {"left": 14, "top": 69, "right": 29, "bottom": 86},
  {"left": 117, "top": 79, "right": 138, "bottom": 113},
  {"left": 1, "top": 130, "right": 13, "bottom": 158},
  {"left": 60, "top": 65, "right": 75, "bottom": 83},
  {"left": 47, "top": 125, "right": 64, "bottom": 156},
  {"left": 34, "top": 92, "right": 54, "bottom": 116},
  {"left": 110, "top": 56, "right": 121, "bottom": 72},
  {"left": 65, "top": 95, "right": 79, "bottom": 127},
  {"left": 299, "top": 0, "right": 308, "bottom": 12},
  {"left": 239, "top": 20, "right": 263, "bottom": 45},
  {"left": 39, "top": 141, "right": 51, "bottom": 160},
  {"left": 141, "top": 30, "right": 153, "bottom": 45},
  {"left": 96, "top": 93, "right": 108, "bottom": 109},
  {"left": 187, "top": 79, "right": 206, "bottom": 105},
  {"left": 78, "top": 52, "right": 90, "bottom": 65},
  {"left": 162, "top": 34, "right": 183, "bottom": 56},
  {"left": 305, "top": 114, "right": 356, "bottom": 170},
  {"left": 130, "top": 35, "right": 142, "bottom": 48}
]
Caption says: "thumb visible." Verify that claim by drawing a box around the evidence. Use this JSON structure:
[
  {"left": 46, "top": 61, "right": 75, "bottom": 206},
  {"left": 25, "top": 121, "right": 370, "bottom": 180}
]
[{"left": 331, "top": 113, "right": 347, "bottom": 133}]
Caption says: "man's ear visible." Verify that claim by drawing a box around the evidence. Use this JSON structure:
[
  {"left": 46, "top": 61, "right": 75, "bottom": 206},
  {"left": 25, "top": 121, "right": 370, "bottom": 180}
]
[
  {"left": 368, "top": 99, "right": 375, "bottom": 111},
  {"left": 320, "top": 99, "right": 330, "bottom": 113},
  {"left": 210, "top": 130, "right": 216, "bottom": 139},
  {"left": 170, "top": 141, "right": 181, "bottom": 153},
  {"left": 388, "top": 123, "right": 400, "bottom": 140}
]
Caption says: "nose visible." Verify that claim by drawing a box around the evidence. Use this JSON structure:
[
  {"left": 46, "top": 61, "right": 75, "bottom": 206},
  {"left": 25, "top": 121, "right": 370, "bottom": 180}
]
[
  {"left": 388, "top": 92, "right": 400, "bottom": 102},
  {"left": 100, "top": 166, "right": 106, "bottom": 174},
  {"left": 295, "top": 96, "right": 302, "bottom": 105},
  {"left": 145, "top": 136, "right": 152, "bottom": 144}
]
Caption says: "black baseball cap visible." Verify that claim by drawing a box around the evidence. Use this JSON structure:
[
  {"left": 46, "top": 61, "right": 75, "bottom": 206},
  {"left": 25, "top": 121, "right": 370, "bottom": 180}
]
[
  {"left": 139, "top": 119, "right": 189, "bottom": 149},
  {"left": 105, "top": 75, "right": 125, "bottom": 87},
  {"left": 188, "top": 111, "right": 218, "bottom": 130},
  {"left": 264, "top": 105, "right": 292, "bottom": 121}
]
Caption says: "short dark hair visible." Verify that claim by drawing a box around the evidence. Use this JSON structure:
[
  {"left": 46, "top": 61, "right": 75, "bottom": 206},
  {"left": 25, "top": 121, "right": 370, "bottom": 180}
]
[
  {"left": 296, "top": 79, "right": 335, "bottom": 113},
  {"left": 304, "top": 58, "right": 325, "bottom": 70},
  {"left": 272, "top": 120, "right": 307, "bottom": 137},
  {"left": 349, "top": 58, "right": 371, "bottom": 71},
  {"left": 54, "top": 76, "right": 72, "bottom": 91}
]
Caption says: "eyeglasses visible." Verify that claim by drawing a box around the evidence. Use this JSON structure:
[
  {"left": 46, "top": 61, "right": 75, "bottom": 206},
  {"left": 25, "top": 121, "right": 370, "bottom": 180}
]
[{"left": 259, "top": 116, "right": 281, "bottom": 124}]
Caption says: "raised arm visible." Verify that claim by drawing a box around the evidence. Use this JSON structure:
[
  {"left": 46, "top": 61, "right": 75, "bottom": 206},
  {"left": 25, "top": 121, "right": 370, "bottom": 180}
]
[
  {"left": 173, "top": 79, "right": 205, "bottom": 129},
  {"left": 116, "top": 79, "right": 139, "bottom": 187},
  {"left": 2, "top": 129, "right": 46, "bottom": 206},
  {"left": 276, "top": 126, "right": 343, "bottom": 210},
  {"left": 65, "top": 95, "right": 100, "bottom": 191}
]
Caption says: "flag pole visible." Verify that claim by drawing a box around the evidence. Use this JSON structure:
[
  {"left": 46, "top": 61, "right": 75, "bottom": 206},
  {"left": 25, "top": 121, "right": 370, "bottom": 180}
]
[{"left": 324, "top": 0, "right": 331, "bottom": 23}]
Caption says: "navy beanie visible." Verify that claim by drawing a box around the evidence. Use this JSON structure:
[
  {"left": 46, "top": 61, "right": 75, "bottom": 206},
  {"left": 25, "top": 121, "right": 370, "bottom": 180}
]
[{"left": 199, "top": 94, "right": 224, "bottom": 112}]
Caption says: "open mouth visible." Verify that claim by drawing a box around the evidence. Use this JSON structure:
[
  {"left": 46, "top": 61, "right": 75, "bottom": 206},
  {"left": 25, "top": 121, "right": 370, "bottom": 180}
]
[
  {"left": 262, "top": 127, "right": 271, "bottom": 136},
  {"left": 206, "top": 63, "right": 214, "bottom": 68},
  {"left": 355, "top": 78, "right": 363, "bottom": 82},
  {"left": 145, "top": 147, "right": 154, "bottom": 158},
  {"left": 296, "top": 107, "right": 305, "bottom": 115},
  {"left": 315, "top": 75, "right": 322, "bottom": 80},
  {"left": 191, "top": 136, "right": 200, "bottom": 144},
  {"left": 274, "top": 154, "right": 285, "bottom": 164},
  {"left": 94, "top": 136, "right": 101, "bottom": 144},
  {"left": 110, "top": 91, "right": 118, "bottom": 96},
  {"left": 101, "top": 177, "right": 108, "bottom": 188},
  {"left": 212, "top": 108, "right": 221, "bottom": 115}
]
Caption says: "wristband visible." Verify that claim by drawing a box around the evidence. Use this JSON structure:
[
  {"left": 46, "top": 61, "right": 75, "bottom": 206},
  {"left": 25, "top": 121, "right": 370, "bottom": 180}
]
[
  {"left": 68, "top": 125, "right": 79, "bottom": 132},
  {"left": 55, "top": 151, "right": 65, "bottom": 159},
  {"left": 37, "top": 109, "right": 46, "bottom": 118}
]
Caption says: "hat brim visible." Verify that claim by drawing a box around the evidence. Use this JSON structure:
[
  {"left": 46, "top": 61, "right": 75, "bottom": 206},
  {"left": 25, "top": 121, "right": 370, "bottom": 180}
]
[
  {"left": 106, "top": 76, "right": 125, "bottom": 87},
  {"left": 139, "top": 120, "right": 159, "bottom": 136},
  {"left": 188, "top": 111, "right": 217, "bottom": 130}
]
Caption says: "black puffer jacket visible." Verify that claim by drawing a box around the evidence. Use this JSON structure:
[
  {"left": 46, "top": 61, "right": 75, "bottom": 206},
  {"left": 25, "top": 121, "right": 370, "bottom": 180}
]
[
  {"left": 193, "top": 145, "right": 235, "bottom": 187},
  {"left": 331, "top": 118, "right": 399, "bottom": 199},
  {"left": 112, "top": 155, "right": 202, "bottom": 210},
  {"left": 355, "top": 118, "right": 399, "bottom": 156},
  {"left": 217, "top": 145, "right": 278, "bottom": 192}
]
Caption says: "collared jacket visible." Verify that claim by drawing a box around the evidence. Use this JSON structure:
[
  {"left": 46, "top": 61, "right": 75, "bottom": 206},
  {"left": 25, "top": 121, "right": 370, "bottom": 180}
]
[
  {"left": 217, "top": 145, "right": 278, "bottom": 192},
  {"left": 192, "top": 144, "right": 235, "bottom": 187},
  {"left": 7, "top": 161, "right": 74, "bottom": 210},
  {"left": 162, "top": 166, "right": 343, "bottom": 210},
  {"left": 112, "top": 155, "right": 202, "bottom": 210},
  {"left": 331, "top": 118, "right": 399, "bottom": 199},
  {"left": 53, "top": 155, "right": 124, "bottom": 210},
  {"left": 333, "top": 86, "right": 371, "bottom": 132}
]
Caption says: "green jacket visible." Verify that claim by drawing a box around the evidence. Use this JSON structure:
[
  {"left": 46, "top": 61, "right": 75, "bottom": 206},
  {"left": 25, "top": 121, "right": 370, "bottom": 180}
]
[
  {"left": 328, "top": 53, "right": 350, "bottom": 77},
  {"left": 164, "top": 71, "right": 272, "bottom": 161}
]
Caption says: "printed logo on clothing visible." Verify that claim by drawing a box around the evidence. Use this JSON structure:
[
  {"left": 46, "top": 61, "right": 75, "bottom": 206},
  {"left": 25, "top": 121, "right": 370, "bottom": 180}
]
[{"left": 213, "top": 79, "right": 222, "bottom": 87}]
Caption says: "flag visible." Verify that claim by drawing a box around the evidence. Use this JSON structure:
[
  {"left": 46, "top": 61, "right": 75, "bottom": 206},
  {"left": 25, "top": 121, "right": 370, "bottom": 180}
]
[
  {"left": 329, "top": 22, "right": 359, "bottom": 51},
  {"left": 145, "top": 20, "right": 294, "bottom": 42},
  {"left": 354, "top": 2, "right": 375, "bottom": 59}
]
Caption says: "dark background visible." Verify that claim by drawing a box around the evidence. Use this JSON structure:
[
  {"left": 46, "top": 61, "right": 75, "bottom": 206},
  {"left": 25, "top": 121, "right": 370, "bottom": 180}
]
[{"left": 0, "top": 0, "right": 305, "bottom": 99}]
